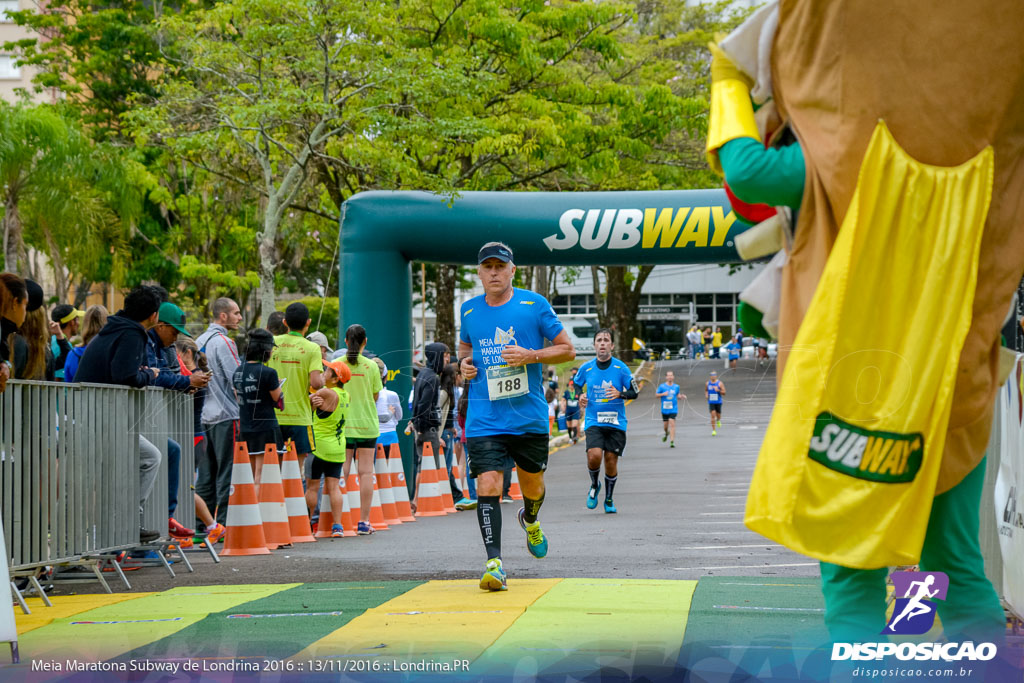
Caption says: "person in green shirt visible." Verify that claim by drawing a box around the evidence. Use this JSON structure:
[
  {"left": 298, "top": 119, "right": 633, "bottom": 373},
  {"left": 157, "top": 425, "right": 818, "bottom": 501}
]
[
  {"left": 339, "top": 324, "right": 383, "bottom": 535},
  {"left": 308, "top": 359, "right": 352, "bottom": 538},
  {"left": 268, "top": 302, "right": 324, "bottom": 476}
]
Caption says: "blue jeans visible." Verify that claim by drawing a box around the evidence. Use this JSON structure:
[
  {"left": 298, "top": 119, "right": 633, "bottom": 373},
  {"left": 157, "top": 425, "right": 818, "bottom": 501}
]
[{"left": 167, "top": 438, "right": 180, "bottom": 516}]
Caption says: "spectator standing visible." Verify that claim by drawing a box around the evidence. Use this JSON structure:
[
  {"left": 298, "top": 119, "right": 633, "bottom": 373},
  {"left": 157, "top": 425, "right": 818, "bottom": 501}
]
[
  {"left": 712, "top": 327, "right": 723, "bottom": 359},
  {"left": 49, "top": 304, "right": 82, "bottom": 379},
  {"left": 686, "top": 326, "right": 701, "bottom": 360},
  {"left": 268, "top": 302, "right": 323, "bottom": 477},
  {"left": 194, "top": 297, "right": 243, "bottom": 526},
  {"left": 233, "top": 328, "right": 284, "bottom": 496},
  {"left": 75, "top": 286, "right": 163, "bottom": 542},
  {"left": 373, "top": 357, "right": 403, "bottom": 451},
  {"left": 266, "top": 311, "right": 287, "bottom": 336},
  {"left": 340, "top": 324, "right": 382, "bottom": 534},
  {"left": 12, "top": 308, "right": 55, "bottom": 380},
  {"left": 410, "top": 341, "right": 446, "bottom": 513},
  {"left": 456, "top": 389, "right": 477, "bottom": 507},
  {"left": 147, "top": 302, "right": 211, "bottom": 538},
  {"left": 306, "top": 331, "right": 333, "bottom": 360},
  {"left": 63, "top": 305, "right": 107, "bottom": 383},
  {"left": 0, "top": 273, "right": 29, "bottom": 391},
  {"left": 175, "top": 338, "right": 226, "bottom": 543},
  {"left": 438, "top": 361, "right": 467, "bottom": 506}
]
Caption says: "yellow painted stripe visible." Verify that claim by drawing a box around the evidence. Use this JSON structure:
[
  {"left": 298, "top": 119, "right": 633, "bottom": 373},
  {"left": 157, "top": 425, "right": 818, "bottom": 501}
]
[
  {"left": 16, "top": 593, "right": 156, "bottom": 635},
  {"left": 294, "top": 579, "right": 561, "bottom": 662},
  {"left": 17, "top": 584, "right": 299, "bottom": 661},
  {"left": 472, "top": 578, "right": 697, "bottom": 675}
]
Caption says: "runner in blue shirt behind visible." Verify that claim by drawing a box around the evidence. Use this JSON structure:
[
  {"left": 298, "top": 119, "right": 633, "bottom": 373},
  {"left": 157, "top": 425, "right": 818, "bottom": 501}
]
[
  {"left": 573, "top": 329, "right": 638, "bottom": 514},
  {"left": 656, "top": 370, "right": 686, "bottom": 449},
  {"left": 459, "top": 242, "right": 576, "bottom": 592},
  {"left": 705, "top": 370, "right": 726, "bottom": 436}
]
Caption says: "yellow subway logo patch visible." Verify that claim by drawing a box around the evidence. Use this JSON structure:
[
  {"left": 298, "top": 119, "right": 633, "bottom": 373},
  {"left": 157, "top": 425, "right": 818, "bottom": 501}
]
[
  {"left": 808, "top": 412, "right": 924, "bottom": 484},
  {"left": 542, "top": 207, "right": 736, "bottom": 251}
]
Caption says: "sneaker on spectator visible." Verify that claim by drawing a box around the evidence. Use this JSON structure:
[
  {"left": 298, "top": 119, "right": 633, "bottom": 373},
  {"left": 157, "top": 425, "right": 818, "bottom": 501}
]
[
  {"left": 205, "top": 523, "right": 226, "bottom": 544},
  {"left": 139, "top": 527, "right": 160, "bottom": 543},
  {"left": 357, "top": 522, "right": 375, "bottom": 535},
  {"left": 177, "top": 537, "right": 195, "bottom": 549},
  {"left": 168, "top": 518, "right": 194, "bottom": 539},
  {"left": 331, "top": 524, "right": 344, "bottom": 538},
  {"left": 501, "top": 495, "right": 514, "bottom": 504}
]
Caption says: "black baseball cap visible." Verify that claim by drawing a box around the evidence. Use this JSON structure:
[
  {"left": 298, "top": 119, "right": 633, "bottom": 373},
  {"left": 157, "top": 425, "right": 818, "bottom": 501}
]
[
  {"left": 477, "top": 243, "right": 513, "bottom": 264},
  {"left": 25, "top": 279, "right": 43, "bottom": 312}
]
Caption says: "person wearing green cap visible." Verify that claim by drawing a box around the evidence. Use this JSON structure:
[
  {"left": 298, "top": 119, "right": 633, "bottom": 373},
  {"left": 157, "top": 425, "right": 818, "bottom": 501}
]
[{"left": 146, "top": 300, "right": 211, "bottom": 538}]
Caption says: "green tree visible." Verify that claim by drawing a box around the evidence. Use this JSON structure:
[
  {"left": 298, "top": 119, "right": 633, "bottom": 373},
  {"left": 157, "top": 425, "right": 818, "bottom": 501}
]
[{"left": 128, "top": 0, "right": 442, "bottom": 322}]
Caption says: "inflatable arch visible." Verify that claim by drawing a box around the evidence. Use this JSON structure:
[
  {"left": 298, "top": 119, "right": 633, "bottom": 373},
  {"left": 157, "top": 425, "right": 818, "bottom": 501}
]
[{"left": 337, "top": 189, "right": 746, "bottom": 482}]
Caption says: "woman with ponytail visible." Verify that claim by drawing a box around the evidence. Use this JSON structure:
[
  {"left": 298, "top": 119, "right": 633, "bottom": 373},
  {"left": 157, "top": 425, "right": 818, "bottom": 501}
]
[
  {"left": 340, "top": 324, "right": 383, "bottom": 534},
  {"left": 1, "top": 273, "right": 29, "bottom": 392}
]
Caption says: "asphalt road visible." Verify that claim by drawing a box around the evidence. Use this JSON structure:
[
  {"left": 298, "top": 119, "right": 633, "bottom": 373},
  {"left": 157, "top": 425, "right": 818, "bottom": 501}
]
[{"left": 111, "top": 358, "right": 820, "bottom": 592}]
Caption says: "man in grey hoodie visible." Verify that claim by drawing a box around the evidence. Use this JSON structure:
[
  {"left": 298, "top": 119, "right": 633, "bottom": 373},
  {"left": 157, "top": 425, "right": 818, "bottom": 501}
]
[{"left": 194, "top": 297, "right": 243, "bottom": 526}]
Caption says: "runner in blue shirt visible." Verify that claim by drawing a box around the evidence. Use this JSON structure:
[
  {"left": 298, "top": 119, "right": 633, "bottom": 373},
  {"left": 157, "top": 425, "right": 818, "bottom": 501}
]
[
  {"left": 725, "top": 336, "right": 742, "bottom": 369},
  {"left": 459, "top": 242, "right": 576, "bottom": 591},
  {"left": 562, "top": 367, "right": 581, "bottom": 444},
  {"left": 573, "top": 329, "right": 638, "bottom": 514},
  {"left": 705, "top": 370, "right": 726, "bottom": 436},
  {"left": 656, "top": 370, "right": 686, "bottom": 448}
]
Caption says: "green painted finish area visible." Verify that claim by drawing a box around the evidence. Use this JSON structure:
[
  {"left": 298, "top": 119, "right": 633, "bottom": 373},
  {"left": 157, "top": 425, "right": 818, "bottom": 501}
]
[
  {"left": 121, "top": 581, "right": 423, "bottom": 661},
  {"left": 473, "top": 578, "right": 697, "bottom": 677}
]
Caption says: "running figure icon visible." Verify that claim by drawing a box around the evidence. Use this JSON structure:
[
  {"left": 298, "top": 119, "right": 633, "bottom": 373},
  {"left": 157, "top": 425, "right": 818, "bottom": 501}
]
[{"left": 887, "top": 574, "right": 939, "bottom": 632}]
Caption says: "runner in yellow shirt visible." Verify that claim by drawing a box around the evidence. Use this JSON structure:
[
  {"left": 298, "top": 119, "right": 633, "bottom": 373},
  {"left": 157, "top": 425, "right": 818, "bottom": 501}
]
[{"left": 268, "top": 302, "right": 324, "bottom": 476}]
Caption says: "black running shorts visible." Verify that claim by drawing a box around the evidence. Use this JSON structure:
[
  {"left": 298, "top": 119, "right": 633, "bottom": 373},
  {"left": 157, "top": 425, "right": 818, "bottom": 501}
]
[
  {"left": 661, "top": 412, "right": 678, "bottom": 421},
  {"left": 310, "top": 455, "right": 344, "bottom": 480},
  {"left": 584, "top": 426, "right": 627, "bottom": 456},
  {"left": 466, "top": 433, "right": 549, "bottom": 477},
  {"left": 708, "top": 403, "right": 723, "bottom": 414}
]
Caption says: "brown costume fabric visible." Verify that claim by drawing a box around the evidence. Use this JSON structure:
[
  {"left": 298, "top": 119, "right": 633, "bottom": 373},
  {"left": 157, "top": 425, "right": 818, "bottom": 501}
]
[{"left": 771, "top": 1, "right": 1024, "bottom": 494}]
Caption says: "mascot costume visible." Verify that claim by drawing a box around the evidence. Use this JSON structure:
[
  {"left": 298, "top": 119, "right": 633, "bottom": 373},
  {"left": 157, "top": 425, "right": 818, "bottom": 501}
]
[{"left": 707, "top": 0, "right": 1024, "bottom": 646}]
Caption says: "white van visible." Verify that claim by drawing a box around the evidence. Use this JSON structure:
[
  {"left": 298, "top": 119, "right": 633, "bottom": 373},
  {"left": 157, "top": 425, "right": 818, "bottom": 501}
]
[{"left": 562, "top": 315, "right": 599, "bottom": 357}]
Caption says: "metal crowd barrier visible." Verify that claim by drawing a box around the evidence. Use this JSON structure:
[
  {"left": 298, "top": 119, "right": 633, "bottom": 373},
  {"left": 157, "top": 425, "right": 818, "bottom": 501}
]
[{"left": 1, "top": 380, "right": 196, "bottom": 600}]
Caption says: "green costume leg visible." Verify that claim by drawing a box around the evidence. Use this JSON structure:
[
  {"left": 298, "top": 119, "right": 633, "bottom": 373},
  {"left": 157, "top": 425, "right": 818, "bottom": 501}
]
[
  {"left": 819, "top": 562, "right": 888, "bottom": 641},
  {"left": 920, "top": 456, "right": 1004, "bottom": 641},
  {"left": 820, "top": 456, "right": 1003, "bottom": 643}
]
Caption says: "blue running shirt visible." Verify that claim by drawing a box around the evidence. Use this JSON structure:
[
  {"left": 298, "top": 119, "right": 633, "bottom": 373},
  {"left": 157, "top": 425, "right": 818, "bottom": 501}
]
[
  {"left": 460, "top": 289, "right": 564, "bottom": 437},
  {"left": 707, "top": 380, "right": 724, "bottom": 405},
  {"left": 573, "top": 358, "right": 633, "bottom": 432},
  {"left": 658, "top": 383, "right": 681, "bottom": 413}
]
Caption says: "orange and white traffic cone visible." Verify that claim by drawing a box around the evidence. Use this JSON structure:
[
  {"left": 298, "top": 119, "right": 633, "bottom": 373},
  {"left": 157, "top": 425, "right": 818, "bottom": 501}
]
[
  {"left": 415, "top": 441, "right": 446, "bottom": 517},
  {"left": 437, "top": 442, "right": 457, "bottom": 513},
  {"left": 221, "top": 442, "right": 272, "bottom": 556},
  {"left": 375, "top": 445, "right": 401, "bottom": 526},
  {"left": 258, "top": 444, "right": 292, "bottom": 549},
  {"left": 388, "top": 446, "right": 416, "bottom": 522},
  {"left": 339, "top": 477, "right": 357, "bottom": 537},
  {"left": 368, "top": 471, "right": 390, "bottom": 531},
  {"left": 509, "top": 467, "right": 523, "bottom": 500},
  {"left": 281, "top": 442, "right": 315, "bottom": 543}
]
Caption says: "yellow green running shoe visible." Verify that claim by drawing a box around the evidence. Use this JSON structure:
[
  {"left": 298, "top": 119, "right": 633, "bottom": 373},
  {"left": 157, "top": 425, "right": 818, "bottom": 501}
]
[{"left": 480, "top": 558, "right": 507, "bottom": 591}]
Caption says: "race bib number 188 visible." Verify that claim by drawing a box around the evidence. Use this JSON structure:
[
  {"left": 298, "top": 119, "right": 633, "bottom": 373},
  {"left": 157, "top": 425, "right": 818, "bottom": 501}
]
[{"left": 486, "top": 364, "right": 529, "bottom": 400}]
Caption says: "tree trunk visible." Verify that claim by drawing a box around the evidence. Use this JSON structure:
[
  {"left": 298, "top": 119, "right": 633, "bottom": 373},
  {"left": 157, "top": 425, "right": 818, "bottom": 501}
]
[
  {"left": 257, "top": 206, "right": 279, "bottom": 326},
  {"left": 3, "top": 193, "right": 27, "bottom": 275},
  {"left": 605, "top": 265, "right": 655, "bottom": 362},
  {"left": 73, "top": 278, "right": 92, "bottom": 308},
  {"left": 591, "top": 266, "right": 608, "bottom": 328},
  {"left": 434, "top": 264, "right": 458, "bottom": 352},
  {"left": 535, "top": 265, "right": 549, "bottom": 300},
  {"left": 41, "top": 221, "right": 69, "bottom": 301}
]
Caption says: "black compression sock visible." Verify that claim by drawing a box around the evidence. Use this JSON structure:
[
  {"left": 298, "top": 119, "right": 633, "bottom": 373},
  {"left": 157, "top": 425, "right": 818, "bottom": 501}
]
[
  {"left": 477, "top": 496, "right": 502, "bottom": 560},
  {"left": 522, "top": 491, "right": 545, "bottom": 524},
  {"left": 605, "top": 475, "right": 617, "bottom": 500},
  {"left": 588, "top": 468, "right": 600, "bottom": 489}
]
